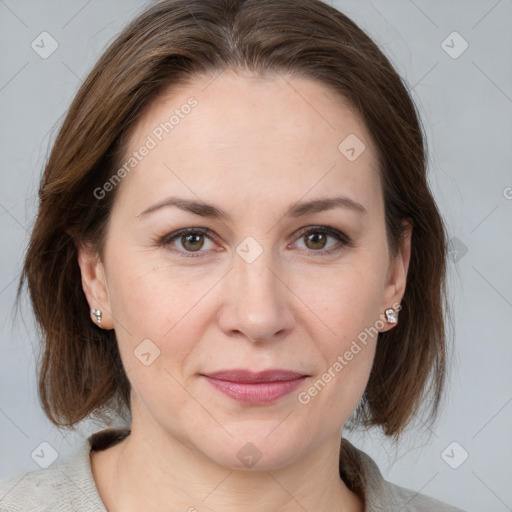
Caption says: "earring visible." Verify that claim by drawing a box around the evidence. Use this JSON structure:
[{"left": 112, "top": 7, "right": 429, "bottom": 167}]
[
  {"left": 385, "top": 307, "right": 398, "bottom": 324},
  {"left": 91, "top": 308, "right": 102, "bottom": 325}
]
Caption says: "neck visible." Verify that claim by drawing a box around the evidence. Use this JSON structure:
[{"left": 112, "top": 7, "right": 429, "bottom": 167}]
[{"left": 91, "top": 419, "right": 363, "bottom": 512}]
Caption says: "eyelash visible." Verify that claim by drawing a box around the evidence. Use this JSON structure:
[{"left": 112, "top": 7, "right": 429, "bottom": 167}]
[{"left": 156, "top": 226, "right": 352, "bottom": 259}]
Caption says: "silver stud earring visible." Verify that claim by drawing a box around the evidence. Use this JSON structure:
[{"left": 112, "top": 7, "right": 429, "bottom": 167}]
[
  {"left": 385, "top": 308, "right": 398, "bottom": 324},
  {"left": 91, "top": 308, "right": 102, "bottom": 325}
]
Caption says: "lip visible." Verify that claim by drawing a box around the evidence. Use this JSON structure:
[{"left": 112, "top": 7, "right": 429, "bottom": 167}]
[{"left": 202, "top": 369, "right": 308, "bottom": 405}]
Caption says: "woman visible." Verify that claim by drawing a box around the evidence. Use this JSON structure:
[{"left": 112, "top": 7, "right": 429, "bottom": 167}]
[{"left": 0, "top": 0, "right": 465, "bottom": 510}]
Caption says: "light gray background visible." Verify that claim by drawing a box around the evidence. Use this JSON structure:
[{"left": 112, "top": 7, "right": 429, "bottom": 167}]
[{"left": 0, "top": 1, "right": 511, "bottom": 510}]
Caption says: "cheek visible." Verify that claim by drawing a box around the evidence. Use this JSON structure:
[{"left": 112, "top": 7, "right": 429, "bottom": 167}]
[
  {"left": 297, "top": 297, "right": 378, "bottom": 430},
  {"left": 290, "top": 254, "right": 384, "bottom": 405},
  {"left": 108, "top": 265, "right": 198, "bottom": 418},
  {"left": 292, "top": 252, "right": 387, "bottom": 339},
  {"left": 106, "top": 253, "right": 233, "bottom": 403},
  {"left": 107, "top": 251, "right": 201, "bottom": 334}
]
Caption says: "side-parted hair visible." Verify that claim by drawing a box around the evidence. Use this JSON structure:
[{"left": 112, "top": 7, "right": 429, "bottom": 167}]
[{"left": 18, "top": 0, "right": 450, "bottom": 439}]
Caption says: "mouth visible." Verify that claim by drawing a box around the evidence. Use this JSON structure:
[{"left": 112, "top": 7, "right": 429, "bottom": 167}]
[{"left": 201, "top": 369, "right": 309, "bottom": 405}]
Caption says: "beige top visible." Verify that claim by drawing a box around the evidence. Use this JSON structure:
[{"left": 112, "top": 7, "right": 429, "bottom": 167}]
[{"left": 0, "top": 427, "right": 466, "bottom": 511}]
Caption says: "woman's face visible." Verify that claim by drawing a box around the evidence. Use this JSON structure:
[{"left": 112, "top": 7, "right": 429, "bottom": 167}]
[{"left": 79, "top": 70, "right": 410, "bottom": 469}]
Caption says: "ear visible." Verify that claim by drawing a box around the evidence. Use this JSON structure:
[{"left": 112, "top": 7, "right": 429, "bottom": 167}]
[
  {"left": 379, "top": 219, "right": 412, "bottom": 332},
  {"left": 76, "top": 240, "right": 114, "bottom": 330}
]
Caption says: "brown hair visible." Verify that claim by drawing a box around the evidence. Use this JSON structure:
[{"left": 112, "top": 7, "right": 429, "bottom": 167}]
[{"left": 17, "top": 0, "right": 451, "bottom": 439}]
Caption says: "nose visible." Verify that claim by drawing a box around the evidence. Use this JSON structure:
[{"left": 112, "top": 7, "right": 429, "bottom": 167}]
[{"left": 217, "top": 250, "right": 295, "bottom": 343}]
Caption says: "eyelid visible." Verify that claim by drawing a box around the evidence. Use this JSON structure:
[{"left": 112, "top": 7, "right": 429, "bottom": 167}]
[
  {"left": 157, "top": 225, "right": 352, "bottom": 257},
  {"left": 293, "top": 225, "right": 351, "bottom": 246},
  {"left": 157, "top": 227, "right": 219, "bottom": 253},
  {"left": 289, "top": 225, "right": 352, "bottom": 256}
]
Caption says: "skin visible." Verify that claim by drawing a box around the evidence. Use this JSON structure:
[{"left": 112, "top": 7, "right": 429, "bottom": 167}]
[{"left": 78, "top": 70, "right": 412, "bottom": 512}]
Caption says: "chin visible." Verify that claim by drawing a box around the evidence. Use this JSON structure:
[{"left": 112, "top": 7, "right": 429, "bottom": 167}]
[{"left": 194, "top": 424, "right": 308, "bottom": 472}]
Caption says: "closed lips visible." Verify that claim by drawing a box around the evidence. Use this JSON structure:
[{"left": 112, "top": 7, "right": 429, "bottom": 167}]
[
  {"left": 203, "top": 369, "right": 308, "bottom": 383},
  {"left": 201, "top": 369, "right": 309, "bottom": 404}
]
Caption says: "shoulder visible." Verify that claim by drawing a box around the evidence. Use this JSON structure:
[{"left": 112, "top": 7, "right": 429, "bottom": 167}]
[
  {"left": 0, "top": 427, "right": 129, "bottom": 512},
  {"left": 386, "top": 481, "right": 467, "bottom": 511},
  {"left": 0, "top": 454, "right": 80, "bottom": 512},
  {"left": 340, "top": 438, "right": 467, "bottom": 512}
]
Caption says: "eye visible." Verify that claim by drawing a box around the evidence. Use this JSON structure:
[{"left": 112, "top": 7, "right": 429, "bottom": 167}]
[
  {"left": 291, "top": 226, "right": 351, "bottom": 256},
  {"left": 157, "top": 227, "right": 217, "bottom": 257},
  {"left": 157, "top": 225, "right": 351, "bottom": 258}
]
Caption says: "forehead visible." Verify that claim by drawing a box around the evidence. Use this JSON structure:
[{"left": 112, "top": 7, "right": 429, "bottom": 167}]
[{"left": 115, "top": 70, "right": 382, "bottom": 218}]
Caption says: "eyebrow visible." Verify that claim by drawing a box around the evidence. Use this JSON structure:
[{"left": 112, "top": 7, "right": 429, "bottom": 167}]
[{"left": 137, "top": 195, "right": 367, "bottom": 220}]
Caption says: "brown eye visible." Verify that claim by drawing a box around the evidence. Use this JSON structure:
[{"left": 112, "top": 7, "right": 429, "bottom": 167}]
[
  {"left": 180, "top": 233, "right": 205, "bottom": 252},
  {"left": 293, "top": 226, "right": 350, "bottom": 256},
  {"left": 304, "top": 231, "right": 328, "bottom": 250},
  {"left": 159, "top": 225, "right": 351, "bottom": 259},
  {"left": 159, "top": 228, "right": 217, "bottom": 258}
]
